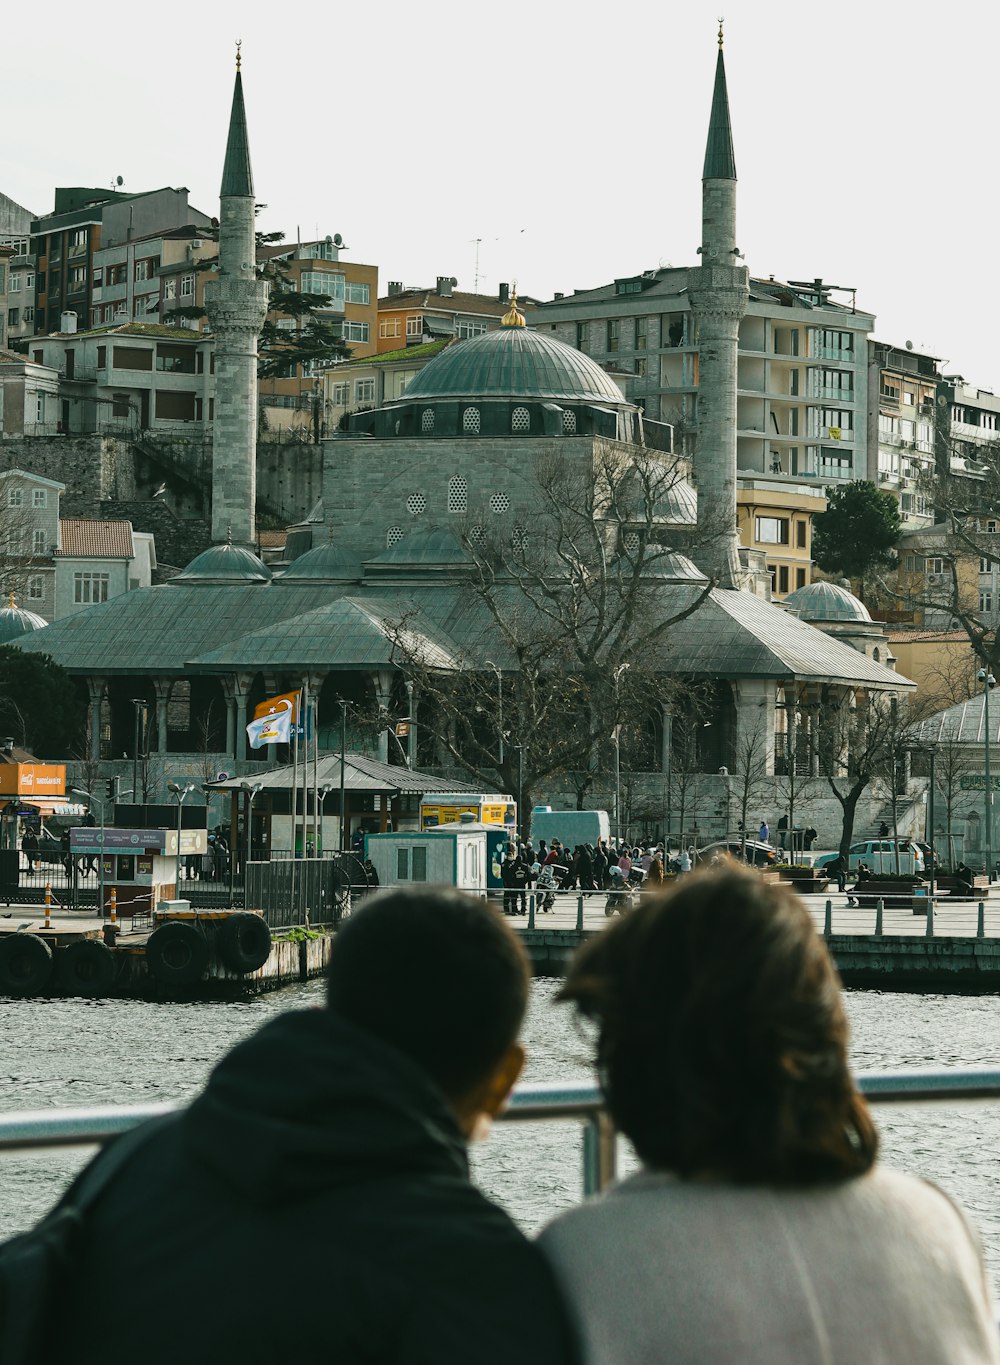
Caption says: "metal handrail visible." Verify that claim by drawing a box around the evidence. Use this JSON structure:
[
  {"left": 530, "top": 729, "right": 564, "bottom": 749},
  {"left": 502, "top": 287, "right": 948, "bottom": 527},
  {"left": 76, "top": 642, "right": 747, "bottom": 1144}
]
[{"left": 5, "top": 1070, "right": 1000, "bottom": 1196}]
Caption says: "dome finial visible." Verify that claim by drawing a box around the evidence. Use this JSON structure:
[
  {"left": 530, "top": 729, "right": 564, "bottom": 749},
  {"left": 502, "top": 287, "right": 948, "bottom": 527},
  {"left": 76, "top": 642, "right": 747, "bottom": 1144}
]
[
  {"left": 226, "top": 524, "right": 233, "bottom": 546},
  {"left": 236, "top": 38, "right": 242, "bottom": 70},
  {"left": 501, "top": 282, "right": 526, "bottom": 328},
  {"left": 717, "top": 15, "right": 724, "bottom": 48},
  {"left": 7, "top": 592, "right": 15, "bottom": 610}
]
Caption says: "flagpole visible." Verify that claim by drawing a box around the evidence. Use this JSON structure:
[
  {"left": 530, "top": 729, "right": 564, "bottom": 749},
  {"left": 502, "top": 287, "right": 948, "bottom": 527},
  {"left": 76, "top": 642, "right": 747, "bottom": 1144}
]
[{"left": 312, "top": 692, "right": 320, "bottom": 856}]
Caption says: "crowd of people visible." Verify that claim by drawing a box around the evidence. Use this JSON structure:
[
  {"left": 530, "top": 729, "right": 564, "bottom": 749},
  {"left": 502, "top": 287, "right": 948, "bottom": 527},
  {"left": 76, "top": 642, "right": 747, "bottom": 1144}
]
[
  {"left": 498, "top": 837, "right": 676, "bottom": 915},
  {"left": 26, "top": 869, "right": 1000, "bottom": 1363}
]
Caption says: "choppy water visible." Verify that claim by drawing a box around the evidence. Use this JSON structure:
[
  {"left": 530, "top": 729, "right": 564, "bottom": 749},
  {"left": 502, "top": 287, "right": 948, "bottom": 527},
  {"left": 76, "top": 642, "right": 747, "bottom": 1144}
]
[{"left": 3, "top": 984, "right": 1000, "bottom": 1292}]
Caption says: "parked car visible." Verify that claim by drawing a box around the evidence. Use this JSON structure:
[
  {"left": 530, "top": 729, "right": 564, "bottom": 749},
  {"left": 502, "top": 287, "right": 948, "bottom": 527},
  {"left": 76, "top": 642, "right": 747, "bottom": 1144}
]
[
  {"left": 815, "top": 839, "right": 924, "bottom": 875},
  {"left": 695, "top": 839, "right": 778, "bottom": 867}
]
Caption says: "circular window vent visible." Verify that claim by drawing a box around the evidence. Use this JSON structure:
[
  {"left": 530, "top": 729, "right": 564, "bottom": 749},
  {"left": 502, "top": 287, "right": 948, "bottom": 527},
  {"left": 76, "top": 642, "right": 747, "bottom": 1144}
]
[
  {"left": 406, "top": 493, "right": 427, "bottom": 516},
  {"left": 562, "top": 409, "right": 577, "bottom": 434},
  {"left": 490, "top": 492, "right": 510, "bottom": 515},
  {"left": 421, "top": 409, "right": 435, "bottom": 433},
  {"left": 386, "top": 526, "right": 404, "bottom": 546}
]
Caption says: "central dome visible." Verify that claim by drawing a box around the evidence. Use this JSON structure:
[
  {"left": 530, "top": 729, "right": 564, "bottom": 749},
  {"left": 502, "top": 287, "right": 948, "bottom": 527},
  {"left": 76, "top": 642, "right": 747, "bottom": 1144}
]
[{"left": 396, "top": 327, "right": 629, "bottom": 407}]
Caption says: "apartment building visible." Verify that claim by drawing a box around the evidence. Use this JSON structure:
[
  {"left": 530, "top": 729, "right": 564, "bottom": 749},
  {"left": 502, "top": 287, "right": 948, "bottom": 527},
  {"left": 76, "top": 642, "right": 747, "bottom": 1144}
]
[
  {"left": 377, "top": 280, "right": 536, "bottom": 354},
  {"left": 31, "top": 187, "right": 210, "bottom": 337},
  {"left": 323, "top": 339, "right": 450, "bottom": 427},
  {"left": 92, "top": 221, "right": 214, "bottom": 330},
  {"left": 867, "top": 341, "right": 939, "bottom": 530},
  {"left": 0, "top": 469, "right": 64, "bottom": 619},
  {"left": 55, "top": 518, "right": 155, "bottom": 618},
  {"left": 0, "top": 350, "right": 61, "bottom": 438},
  {"left": 736, "top": 477, "right": 827, "bottom": 599}
]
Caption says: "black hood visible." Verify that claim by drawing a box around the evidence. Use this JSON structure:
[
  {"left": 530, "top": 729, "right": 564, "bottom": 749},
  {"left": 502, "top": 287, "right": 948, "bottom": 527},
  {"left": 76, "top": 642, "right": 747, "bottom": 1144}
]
[{"left": 183, "top": 1009, "right": 469, "bottom": 1205}]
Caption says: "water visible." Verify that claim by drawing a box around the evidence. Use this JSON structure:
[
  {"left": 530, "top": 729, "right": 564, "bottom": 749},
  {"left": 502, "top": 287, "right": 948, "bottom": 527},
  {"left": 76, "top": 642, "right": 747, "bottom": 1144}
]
[{"left": 3, "top": 984, "right": 1000, "bottom": 1291}]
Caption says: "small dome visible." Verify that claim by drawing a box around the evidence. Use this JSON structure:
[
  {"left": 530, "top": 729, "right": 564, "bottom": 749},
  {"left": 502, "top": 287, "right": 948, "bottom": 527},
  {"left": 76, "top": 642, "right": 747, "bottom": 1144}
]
[
  {"left": 173, "top": 542, "right": 272, "bottom": 584},
  {"left": 783, "top": 579, "right": 872, "bottom": 623},
  {"left": 397, "top": 326, "right": 629, "bottom": 406},
  {"left": 653, "top": 481, "right": 698, "bottom": 525},
  {"left": 615, "top": 549, "right": 708, "bottom": 582},
  {"left": 367, "top": 529, "right": 470, "bottom": 567},
  {"left": 0, "top": 596, "right": 47, "bottom": 643},
  {"left": 277, "top": 543, "right": 362, "bottom": 583}
]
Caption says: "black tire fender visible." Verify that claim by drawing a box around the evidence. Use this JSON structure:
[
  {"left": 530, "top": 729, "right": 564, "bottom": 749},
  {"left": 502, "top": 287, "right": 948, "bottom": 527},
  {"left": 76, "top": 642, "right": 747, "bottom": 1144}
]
[
  {"left": 216, "top": 913, "right": 271, "bottom": 974},
  {"left": 145, "top": 921, "right": 210, "bottom": 986},
  {"left": 0, "top": 933, "right": 53, "bottom": 996},
  {"left": 56, "top": 938, "right": 117, "bottom": 997}
]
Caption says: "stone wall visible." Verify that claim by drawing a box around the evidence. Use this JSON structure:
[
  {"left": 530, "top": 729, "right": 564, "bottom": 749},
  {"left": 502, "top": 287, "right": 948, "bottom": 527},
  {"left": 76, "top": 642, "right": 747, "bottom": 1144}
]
[{"left": 0, "top": 435, "right": 134, "bottom": 506}]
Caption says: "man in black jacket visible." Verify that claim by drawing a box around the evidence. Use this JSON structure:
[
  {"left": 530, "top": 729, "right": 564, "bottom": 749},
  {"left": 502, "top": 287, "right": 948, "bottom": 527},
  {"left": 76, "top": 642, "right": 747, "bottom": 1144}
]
[{"left": 54, "top": 889, "right": 578, "bottom": 1364}]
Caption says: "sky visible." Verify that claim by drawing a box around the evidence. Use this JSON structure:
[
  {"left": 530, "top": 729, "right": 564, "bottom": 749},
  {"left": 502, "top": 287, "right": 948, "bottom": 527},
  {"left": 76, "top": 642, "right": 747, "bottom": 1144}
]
[{"left": 6, "top": 0, "right": 1000, "bottom": 381}]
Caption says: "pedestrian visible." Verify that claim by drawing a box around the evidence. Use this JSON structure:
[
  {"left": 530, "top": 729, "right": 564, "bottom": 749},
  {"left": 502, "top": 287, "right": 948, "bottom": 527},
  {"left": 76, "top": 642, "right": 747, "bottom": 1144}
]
[
  {"left": 678, "top": 848, "right": 692, "bottom": 875},
  {"left": 501, "top": 843, "right": 522, "bottom": 916},
  {"left": 578, "top": 844, "right": 595, "bottom": 892},
  {"left": 21, "top": 826, "right": 39, "bottom": 872},
  {"left": 617, "top": 847, "right": 632, "bottom": 880},
  {"left": 758, "top": 819, "right": 770, "bottom": 844},
  {"left": 830, "top": 852, "right": 847, "bottom": 895},
  {"left": 46, "top": 889, "right": 577, "bottom": 1364},
  {"left": 643, "top": 855, "right": 664, "bottom": 897},
  {"left": 211, "top": 827, "right": 229, "bottom": 882},
  {"left": 594, "top": 841, "right": 608, "bottom": 891},
  {"left": 879, "top": 820, "right": 890, "bottom": 838}
]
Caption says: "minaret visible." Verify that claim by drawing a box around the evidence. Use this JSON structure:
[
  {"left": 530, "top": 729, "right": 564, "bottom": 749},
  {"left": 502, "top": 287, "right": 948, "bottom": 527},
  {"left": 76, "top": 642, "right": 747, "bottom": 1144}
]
[
  {"left": 205, "top": 44, "right": 269, "bottom": 548},
  {"left": 687, "top": 24, "right": 749, "bottom": 589}
]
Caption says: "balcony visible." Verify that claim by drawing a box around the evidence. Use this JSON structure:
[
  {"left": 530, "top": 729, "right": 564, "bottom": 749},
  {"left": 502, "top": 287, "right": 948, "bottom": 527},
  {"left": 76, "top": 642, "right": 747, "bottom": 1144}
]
[
  {"left": 812, "top": 345, "right": 855, "bottom": 362},
  {"left": 813, "top": 386, "right": 856, "bottom": 403}
]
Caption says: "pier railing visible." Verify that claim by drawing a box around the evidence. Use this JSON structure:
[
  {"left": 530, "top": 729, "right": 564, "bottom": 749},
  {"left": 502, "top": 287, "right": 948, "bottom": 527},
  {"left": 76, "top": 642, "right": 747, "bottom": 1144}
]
[{"left": 5, "top": 1069, "right": 1000, "bottom": 1196}]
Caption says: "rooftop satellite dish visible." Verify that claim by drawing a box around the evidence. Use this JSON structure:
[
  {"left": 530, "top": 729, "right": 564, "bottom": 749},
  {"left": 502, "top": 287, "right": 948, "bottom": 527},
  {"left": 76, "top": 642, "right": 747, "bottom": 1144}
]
[
  {"left": 332, "top": 232, "right": 344, "bottom": 248},
  {"left": 906, "top": 340, "right": 913, "bottom": 350},
  {"left": 450, "top": 276, "right": 458, "bottom": 287},
  {"left": 324, "top": 234, "right": 333, "bottom": 246},
  {"left": 116, "top": 175, "right": 123, "bottom": 186}
]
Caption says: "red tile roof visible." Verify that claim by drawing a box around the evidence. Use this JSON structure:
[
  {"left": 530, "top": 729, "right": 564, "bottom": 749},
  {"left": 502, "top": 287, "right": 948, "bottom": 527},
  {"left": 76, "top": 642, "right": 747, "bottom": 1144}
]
[{"left": 58, "top": 519, "right": 134, "bottom": 559}]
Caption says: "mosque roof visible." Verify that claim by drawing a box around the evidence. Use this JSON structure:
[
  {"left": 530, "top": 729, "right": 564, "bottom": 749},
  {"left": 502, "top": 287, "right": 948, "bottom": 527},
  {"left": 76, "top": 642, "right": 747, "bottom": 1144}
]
[
  {"left": 915, "top": 693, "right": 1000, "bottom": 747},
  {"left": 783, "top": 580, "right": 873, "bottom": 623},
  {"left": 366, "top": 530, "right": 470, "bottom": 567},
  {"left": 396, "top": 325, "right": 629, "bottom": 407},
  {"left": 173, "top": 542, "right": 272, "bottom": 583},
  {"left": 0, "top": 598, "right": 48, "bottom": 645}
]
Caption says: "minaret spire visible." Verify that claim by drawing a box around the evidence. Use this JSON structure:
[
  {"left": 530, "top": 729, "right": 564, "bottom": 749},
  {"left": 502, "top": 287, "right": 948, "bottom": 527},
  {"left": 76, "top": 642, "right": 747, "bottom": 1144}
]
[
  {"left": 687, "top": 25, "right": 749, "bottom": 590},
  {"left": 205, "top": 51, "right": 270, "bottom": 548}
]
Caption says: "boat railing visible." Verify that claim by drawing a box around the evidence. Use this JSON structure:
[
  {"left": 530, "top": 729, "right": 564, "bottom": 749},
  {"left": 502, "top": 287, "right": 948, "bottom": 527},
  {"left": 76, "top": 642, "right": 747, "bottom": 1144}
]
[{"left": 5, "top": 1068, "right": 1000, "bottom": 1196}]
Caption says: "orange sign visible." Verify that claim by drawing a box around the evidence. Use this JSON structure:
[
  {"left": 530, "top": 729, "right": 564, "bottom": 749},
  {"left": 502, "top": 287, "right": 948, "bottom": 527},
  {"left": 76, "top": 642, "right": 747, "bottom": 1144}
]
[{"left": 0, "top": 764, "right": 66, "bottom": 797}]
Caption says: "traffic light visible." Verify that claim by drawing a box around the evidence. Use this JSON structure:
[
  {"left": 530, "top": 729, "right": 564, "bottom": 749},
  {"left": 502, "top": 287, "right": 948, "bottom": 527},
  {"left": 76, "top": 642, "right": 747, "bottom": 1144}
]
[{"left": 106, "top": 778, "right": 116, "bottom": 801}]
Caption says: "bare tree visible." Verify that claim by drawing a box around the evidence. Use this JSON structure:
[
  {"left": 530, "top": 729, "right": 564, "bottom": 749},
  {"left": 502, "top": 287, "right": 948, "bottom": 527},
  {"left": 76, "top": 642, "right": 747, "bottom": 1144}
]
[
  {"left": 824, "top": 693, "right": 918, "bottom": 859},
  {"left": 730, "top": 717, "right": 769, "bottom": 861}
]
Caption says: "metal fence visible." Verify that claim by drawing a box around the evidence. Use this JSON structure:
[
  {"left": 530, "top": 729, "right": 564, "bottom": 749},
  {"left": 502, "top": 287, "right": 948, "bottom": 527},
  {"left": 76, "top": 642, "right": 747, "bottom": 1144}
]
[
  {"left": 244, "top": 853, "right": 371, "bottom": 928},
  {"left": 3, "top": 1069, "right": 1000, "bottom": 1198}
]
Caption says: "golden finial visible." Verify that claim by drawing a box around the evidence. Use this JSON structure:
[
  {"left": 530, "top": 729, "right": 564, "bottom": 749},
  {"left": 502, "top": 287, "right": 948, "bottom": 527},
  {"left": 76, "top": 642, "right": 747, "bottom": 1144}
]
[
  {"left": 236, "top": 39, "right": 242, "bottom": 71},
  {"left": 717, "top": 17, "right": 724, "bottom": 48},
  {"left": 226, "top": 525, "right": 233, "bottom": 546},
  {"left": 7, "top": 593, "right": 15, "bottom": 610},
  {"left": 501, "top": 284, "right": 526, "bottom": 328}
]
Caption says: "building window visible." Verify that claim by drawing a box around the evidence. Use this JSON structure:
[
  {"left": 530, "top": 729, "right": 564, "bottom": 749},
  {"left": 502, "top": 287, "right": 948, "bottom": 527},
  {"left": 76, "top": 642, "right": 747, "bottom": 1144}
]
[
  {"left": 926, "top": 558, "right": 945, "bottom": 576},
  {"left": 74, "top": 572, "right": 109, "bottom": 604},
  {"left": 755, "top": 517, "right": 789, "bottom": 545},
  {"left": 7, "top": 309, "right": 18, "bottom": 328},
  {"left": 635, "top": 358, "right": 647, "bottom": 377},
  {"left": 562, "top": 410, "right": 577, "bottom": 434},
  {"left": 354, "top": 379, "right": 375, "bottom": 403},
  {"left": 607, "top": 320, "right": 619, "bottom": 353},
  {"left": 463, "top": 407, "right": 481, "bottom": 435},
  {"left": 27, "top": 576, "right": 43, "bottom": 601},
  {"left": 796, "top": 520, "right": 806, "bottom": 548},
  {"left": 777, "top": 566, "right": 790, "bottom": 594},
  {"left": 511, "top": 406, "right": 530, "bottom": 433},
  {"left": 32, "top": 489, "right": 46, "bottom": 508},
  {"left": 421, "top": 409, "right": 435, "bottom": 433},
  {"left": 32, "top": 530, "right": 45, "bottom": 555},
  {"left": 9, "top": 274, "right": 19, "bottom": 293},
  {"left": 179, "top": 273, "right": 195, "bottom": 299},
  {"left": 7, "top": 490, "right": 22, "bottom": 508},
  {"left": 448, "top": 476, "right": 468, "bottom": 513},
  {"left": 635, "top": 316, "right": 648, "bottom": 351},
  {"left": 490, "top": 492, "right": 510, "bottom": 514},
  {"left": 386, "top": 526, "right": 404, "bottom": 547},
  {"left": 981, "top": 592, "right": 993, "bottom": 613},
  {"left": 330, "top": 382, "right": 349, "bottom": 405},
  {"left": 512, "top": 525, "right": 527, "bottom": 554},
  {"left": 163, "top": 277, "right": 177, "bottom": 302},
  {"left": 457, "top": 318, "right": 488, "bottom": 340},
  {"left": 576, "top": 323, "right": 588, "bottom": 354},
  {"left": 406, "top": 315, "right": 423, "bottom": 337},
  {"left": 981, "top": 558, "right": 991, "bottom": 574},
  {"left": 379, "top": 318, "right": 401, "bottom": 339},
  {"left": 344, "top": 282, "right": 370, "bottom": 305},
  {"left": 342, "top": 321, "right": 370, "bottom": 344},
  {"left": 406, "top": 493, "right": 426, "bottom": 516},
  {"left": 300, "top": 270, "right": 345, "bottom": 301},
  {"left": 623, "top": 531, "right": 641, "bottom": 557},
  {"left": 796, "top": 567, "right": 807, "bottom": 589}
]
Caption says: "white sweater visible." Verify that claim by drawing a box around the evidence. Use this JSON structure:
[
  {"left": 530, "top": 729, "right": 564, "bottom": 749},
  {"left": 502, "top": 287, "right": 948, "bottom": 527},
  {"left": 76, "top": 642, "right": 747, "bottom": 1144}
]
[{"left": 538, "top": 1165, "right": 1000, "bottom": 1364}]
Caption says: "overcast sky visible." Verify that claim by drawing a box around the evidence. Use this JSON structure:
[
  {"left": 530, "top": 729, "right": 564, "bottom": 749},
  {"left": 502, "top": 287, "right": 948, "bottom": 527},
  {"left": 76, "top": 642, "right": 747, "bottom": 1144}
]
[{"left": 6, "top": 0, "right": 998, "bottom": 381}]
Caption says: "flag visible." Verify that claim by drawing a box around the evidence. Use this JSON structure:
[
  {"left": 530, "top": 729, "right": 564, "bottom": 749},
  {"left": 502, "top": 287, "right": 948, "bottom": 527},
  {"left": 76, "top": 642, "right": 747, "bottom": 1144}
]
[
  {"left": 246, "top": 694, "right": 297, "bottom": 749},
  {"left": 253, "top": 690, "right": 301, "bottom": 723}
]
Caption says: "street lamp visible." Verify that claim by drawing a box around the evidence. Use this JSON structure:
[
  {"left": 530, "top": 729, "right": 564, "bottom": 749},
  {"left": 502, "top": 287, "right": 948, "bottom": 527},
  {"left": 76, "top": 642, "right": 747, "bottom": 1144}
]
[
  {"left": 240, "top": 781, "right": 262, "bottom": 877},
  {"left": 389, "top": 717, "right": 415, "bottom": 770},
  {"left": 976, "top": 668, "right": 996, "bottom": 882},
  {"left": 167, "top": 781, "right": 195, "bottom": 898},
  {"left": 611, "top": 663, "right": 630, "bottom": 845},
  {"left": 72, "top": 785, "right": 106, "bottom": 916},
  {"left": 484, "top": 660, "right": 504, "bottom": 765},
  {"left": 513, "top": 744, "right": 527, "bottom": 841}
]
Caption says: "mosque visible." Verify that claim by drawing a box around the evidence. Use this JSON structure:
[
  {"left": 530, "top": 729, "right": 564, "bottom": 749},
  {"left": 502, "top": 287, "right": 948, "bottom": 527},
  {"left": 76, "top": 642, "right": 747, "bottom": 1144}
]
[{"left": 10, "top": 37, "right": 912, "bottom": 840}]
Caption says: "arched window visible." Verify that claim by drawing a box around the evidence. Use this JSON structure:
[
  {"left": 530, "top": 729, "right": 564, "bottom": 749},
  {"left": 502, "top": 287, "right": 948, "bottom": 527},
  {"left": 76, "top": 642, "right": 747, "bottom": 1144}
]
[
  {"left": 421, "top": 409, "right": 435, "bottom": 433},
  {"left": 463, "top": 407, "right": 481, "bottom": 435},
  {"left": 623, "top": 531, "right": 641, "bottom": 557},
  {"left": 512, "top": 406, "right": 530, "bottom": 433},
  {"left": 873, "top": 646, "right": 881, "bottom": 663},
  {"left": 562, "top": 409, "right": 577, "bottom": 434},
  {"left": 386, "top": 526, "right": 404, "bottom": 547},
  {"left": 406, "top": 493, "right": 427, "bottom": 516},
  {"left": 448, "top": 476, "right": 468, "bottom": 514},
  {"left": 512, "top": 524, "right": 527, "bottom": 554}
]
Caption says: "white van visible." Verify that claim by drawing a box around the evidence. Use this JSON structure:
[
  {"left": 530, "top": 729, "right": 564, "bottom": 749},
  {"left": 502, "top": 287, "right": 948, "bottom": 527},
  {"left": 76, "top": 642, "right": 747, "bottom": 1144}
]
[{"left": 816, "top": 839, "right": 924, "bottom": 875}]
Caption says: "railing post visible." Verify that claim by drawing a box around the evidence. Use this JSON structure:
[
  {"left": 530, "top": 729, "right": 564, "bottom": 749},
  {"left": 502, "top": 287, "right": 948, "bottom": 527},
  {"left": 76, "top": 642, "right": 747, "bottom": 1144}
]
[
  {"left": 44, "top": 881, "right": 51, "bottom": 930},
  {"left": 109, "top": 886, "right": 117, "bottom": 927},
  {"left": 581, "top": 1111, "right": 617, "bottom": 1195},
  {"left": 978, "top": 900, "right": 986, "bottom": 940},
  {"left": 576, "top": 895, "right": 584, "bottom": 932},
  {"left": 875, "top": 897, "right": 883, "bottom": 937},
  {"left": 528, "top": 892, "right": 536, "bottom": 930},
  {"left": 824, "top": 898, "right": 832, "bottom": 937},
  {"left": 925, "top": 897, "right": 934, "bottom": 938}
]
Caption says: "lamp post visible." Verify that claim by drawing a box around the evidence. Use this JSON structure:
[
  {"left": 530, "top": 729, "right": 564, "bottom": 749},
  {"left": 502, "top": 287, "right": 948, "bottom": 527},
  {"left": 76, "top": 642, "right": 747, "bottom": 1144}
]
[
  {"left": 318, "top": 785, "right": 332, "bottom": 852},
  {"left": 513, "top": 744, "right": 527, "bottom": 841},
  {"left": 71, "top": 786, "right": 105, "bottom": 916},
  {"left": 338, "top": 698, "right": 347, "bottom": 852},
  {"left": 167, "top": 781, "right": 195, "bottom": 898},
  {"left": 612, "top": 663, "right": 630, "bottom": 845},
  {"left": 389, "top": 717, "right": 415, "bottom": 770},
  {"left": 131, "top": 699, "right": 149, "bottom": 802},
  {"left": 240, "top": 781, "right": 262, "bottom": 877},
  {"left": 977, "top": 668, "right": 996, "bottom": 882},
  {"left": 485, "top": 659, "right": 504, "bottom": 766}
]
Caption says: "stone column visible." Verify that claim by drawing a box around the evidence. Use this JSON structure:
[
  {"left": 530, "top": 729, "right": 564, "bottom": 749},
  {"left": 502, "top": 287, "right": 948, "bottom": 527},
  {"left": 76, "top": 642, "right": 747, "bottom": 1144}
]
[
  {"left": 225, "top": 696, "right": 235, "bottom": 758},
  {"left": 733, "top": 679, "right": 776, "bottom": 774},
  {"left": 86, "top": 677, "right": 105, "bottom": 764},
  {"left": 373, "top": 670, "right": 393, "bottom": 763},
  {"left": 152, "top": 678, "right": 172, "bottom": 754}
]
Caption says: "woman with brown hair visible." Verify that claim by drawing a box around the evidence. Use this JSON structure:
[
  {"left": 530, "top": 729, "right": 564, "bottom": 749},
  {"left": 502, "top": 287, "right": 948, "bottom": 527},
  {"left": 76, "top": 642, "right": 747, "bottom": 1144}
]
[{"left": 539, "top": 867, "right": 999, "bottom": 1363}]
